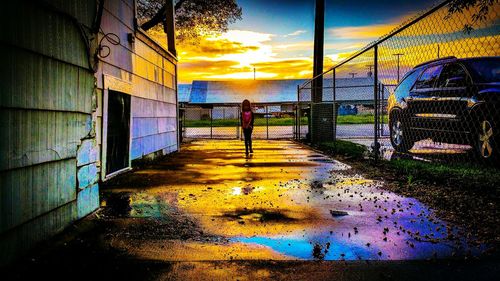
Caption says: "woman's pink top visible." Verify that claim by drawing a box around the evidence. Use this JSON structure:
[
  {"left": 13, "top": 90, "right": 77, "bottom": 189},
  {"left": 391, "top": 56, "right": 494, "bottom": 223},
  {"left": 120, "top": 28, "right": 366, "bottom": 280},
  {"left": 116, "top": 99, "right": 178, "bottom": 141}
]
[{"left": 242, "top": 111, "right": 252, "bottom": 129}]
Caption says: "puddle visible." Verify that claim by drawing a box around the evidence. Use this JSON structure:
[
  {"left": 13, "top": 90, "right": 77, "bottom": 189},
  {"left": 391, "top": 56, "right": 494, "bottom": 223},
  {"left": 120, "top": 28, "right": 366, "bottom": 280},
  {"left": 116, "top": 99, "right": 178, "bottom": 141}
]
[
  {"left": 102, "top": 192, "right": 175, "bottom": 218},
  {"left": 102, "top": 193, "right": 132, "bottom": 217},
  {"left": 307, "top": 154, "right": 325, "bottom": 158},
  {"left": 222, "top": 208, "right": 298, "bottom": 223},
  {"left": 100, "top": 140, "right": 487, "bottom": 262},
  {"left": 310, "top": 158, "right": 334, "bottom": 163}
]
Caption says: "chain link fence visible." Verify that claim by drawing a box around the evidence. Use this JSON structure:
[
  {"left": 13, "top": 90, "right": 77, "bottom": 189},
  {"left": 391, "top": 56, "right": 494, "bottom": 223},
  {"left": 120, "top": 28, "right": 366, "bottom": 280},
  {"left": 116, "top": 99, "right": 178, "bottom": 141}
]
[
  {"left": 181, "top": 103, "right": 299, "bottom": 140},
  {"left": 298, "top": 0, "right": 500, "bottom": 164}
]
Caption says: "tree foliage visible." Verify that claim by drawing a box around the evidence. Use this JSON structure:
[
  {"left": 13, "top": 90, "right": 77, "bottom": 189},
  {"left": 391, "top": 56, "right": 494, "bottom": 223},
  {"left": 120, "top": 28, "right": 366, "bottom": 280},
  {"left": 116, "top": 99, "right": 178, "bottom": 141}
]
[
  {"left": 137, "top": 0, "right": 242, "bottom": 42},
  {"left": 447, "top": 0, "right": 499, "bottom": 32}
]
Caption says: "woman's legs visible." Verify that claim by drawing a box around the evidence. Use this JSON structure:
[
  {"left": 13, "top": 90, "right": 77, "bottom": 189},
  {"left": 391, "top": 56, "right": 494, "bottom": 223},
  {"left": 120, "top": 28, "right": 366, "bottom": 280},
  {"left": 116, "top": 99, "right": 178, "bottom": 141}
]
[
  {"left": 243, "top": 128, "right": 249, "bottom": 155},
  {"left": 248, "top": 129, "right": 253, "bottom": 153},
  {"left": 243, "top": 128, "right": 253, "bottom": 155}
]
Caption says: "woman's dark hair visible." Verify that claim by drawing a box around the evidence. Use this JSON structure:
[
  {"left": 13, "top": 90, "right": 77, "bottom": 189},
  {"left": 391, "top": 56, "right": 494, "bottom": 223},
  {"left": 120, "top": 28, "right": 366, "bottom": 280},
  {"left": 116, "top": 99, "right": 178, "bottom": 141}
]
[{"left": 242, "top": 99, "right": 252, "bottom": 112}]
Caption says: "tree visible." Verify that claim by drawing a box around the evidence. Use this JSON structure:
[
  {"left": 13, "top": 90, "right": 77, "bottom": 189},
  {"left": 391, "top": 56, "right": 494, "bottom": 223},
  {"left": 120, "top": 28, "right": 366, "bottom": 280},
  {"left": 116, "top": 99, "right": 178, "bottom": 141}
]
[
  {"left": 137, "top": 0, "right": 242, "bottom": 42},
  {"left": 447, "top": 0, "right": 499, "bottom": 32}
]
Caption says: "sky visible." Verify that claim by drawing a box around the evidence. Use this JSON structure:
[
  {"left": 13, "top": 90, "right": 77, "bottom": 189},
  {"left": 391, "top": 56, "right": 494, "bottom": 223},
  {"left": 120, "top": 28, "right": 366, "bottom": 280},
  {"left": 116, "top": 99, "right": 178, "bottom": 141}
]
[{"left": 175, "top": 0, "right": 444, "bottom": 83}]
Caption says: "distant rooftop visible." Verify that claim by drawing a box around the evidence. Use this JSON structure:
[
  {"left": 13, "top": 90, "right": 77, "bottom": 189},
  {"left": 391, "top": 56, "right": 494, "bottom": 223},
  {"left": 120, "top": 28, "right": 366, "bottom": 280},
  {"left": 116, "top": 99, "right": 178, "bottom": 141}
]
[
  {"left": 178, "top": 84, "right": 191, "bottom": 103},
  {"left": 180, "top": 78, "right": 389, "bottom": 104},
  {"left": 189, "top": 79, "right": 307, "bottom": 104}
]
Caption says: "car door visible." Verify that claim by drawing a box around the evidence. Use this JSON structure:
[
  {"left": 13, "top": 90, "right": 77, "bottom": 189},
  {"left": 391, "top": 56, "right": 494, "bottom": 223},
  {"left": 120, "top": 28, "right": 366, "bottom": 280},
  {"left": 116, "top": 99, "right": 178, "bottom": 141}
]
[
  {"left": 433, "top": 62, "right": 470, "bottom": 132},
  {"left": 408, "top": 64, "right": 444, "bottom": 130}
]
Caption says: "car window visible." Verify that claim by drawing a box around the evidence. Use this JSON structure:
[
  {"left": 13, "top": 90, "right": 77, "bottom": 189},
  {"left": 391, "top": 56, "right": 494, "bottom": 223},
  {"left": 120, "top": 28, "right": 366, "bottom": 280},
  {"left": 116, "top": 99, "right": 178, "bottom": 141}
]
[
  {"left": 464, "top": 58, "right": 500, "bottom": 83},
  {"left": 414, "top": 65, "right": 443, "bottom": 89},
  {"left": 438, "top": 63, "right": 467, "bottom": 87},
  {"left": 394, "top": 69, "right": 423, "bottom": 99}
]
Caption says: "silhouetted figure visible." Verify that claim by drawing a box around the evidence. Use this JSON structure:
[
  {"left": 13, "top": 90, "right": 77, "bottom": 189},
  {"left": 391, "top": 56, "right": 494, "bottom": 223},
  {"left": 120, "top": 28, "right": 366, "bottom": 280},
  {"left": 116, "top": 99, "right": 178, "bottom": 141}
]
[{"left": 241, "top": 99, "right": 254, "bottom": 156}]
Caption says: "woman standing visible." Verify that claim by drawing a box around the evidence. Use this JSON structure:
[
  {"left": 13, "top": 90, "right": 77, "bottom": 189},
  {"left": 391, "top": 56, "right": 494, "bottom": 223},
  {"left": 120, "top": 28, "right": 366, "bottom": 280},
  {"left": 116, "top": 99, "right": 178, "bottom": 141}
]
[{"left": 241, "top": 99, "right": 254, "bottom": 156}]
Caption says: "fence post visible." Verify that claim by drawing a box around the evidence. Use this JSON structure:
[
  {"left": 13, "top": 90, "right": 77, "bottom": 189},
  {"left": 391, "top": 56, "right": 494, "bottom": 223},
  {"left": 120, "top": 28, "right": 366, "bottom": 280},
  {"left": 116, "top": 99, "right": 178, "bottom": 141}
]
[
  {"left": 333, "top": 68, "right": 337, "bottom": 141},
  {"left": 210, "top": 108, "right": 213, "bottom": 139},
  {"left": 237, "top": 106, "right": 240, "bottom": 139},
  {"left": 295, "top": 104, "right": 298, "bottom": 140},
  {"left": 182, "top": 107, "right": 186, "bottom": 140},
  {"left": 379, "top": 83, "right": 384, "bottom": 136},
  {"left": 373, "top": 44, "right": 380, "bottom": 163},
  {"left": 333, "top": 68, "right": 336, "bottom": 101},
  {"left": 266, "top": 105, "right": 269, "bottom": 140},
  {"left": 297, "top": 85, "right": 300, "bottom": 140}
]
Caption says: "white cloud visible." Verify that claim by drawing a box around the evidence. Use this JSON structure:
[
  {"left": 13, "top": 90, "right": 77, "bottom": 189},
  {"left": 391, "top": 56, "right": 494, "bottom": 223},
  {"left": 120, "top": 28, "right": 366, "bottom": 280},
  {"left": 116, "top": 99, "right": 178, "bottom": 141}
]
[
  {"left": 284, "top": 30, "right": 307, "bottom": 37},
  {"left": 213, "top": 30, "right": 274, "bottom": 45}
]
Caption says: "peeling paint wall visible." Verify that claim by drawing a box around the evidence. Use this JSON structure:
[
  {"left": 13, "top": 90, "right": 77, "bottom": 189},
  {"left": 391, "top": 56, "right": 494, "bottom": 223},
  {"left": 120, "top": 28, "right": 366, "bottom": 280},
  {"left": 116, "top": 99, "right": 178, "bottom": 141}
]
[
  {"left": 0, "top": 0, "right": 100, "bottom": 264},
  {"left": 0, "top": 0, "right": 178, "bottom": 264}
]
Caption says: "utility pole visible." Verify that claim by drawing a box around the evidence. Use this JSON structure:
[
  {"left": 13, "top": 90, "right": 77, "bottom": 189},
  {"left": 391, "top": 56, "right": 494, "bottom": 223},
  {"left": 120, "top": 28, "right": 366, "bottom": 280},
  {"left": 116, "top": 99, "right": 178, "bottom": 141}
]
[
  {"left": 349, "top": 72, "right": 357, "bottom": 78},
  {"left": 312, "top": 0, "right": 324, "bottom": 103},
  {"left": 392, "top": 53, "right": 404, "bottom": 83}
]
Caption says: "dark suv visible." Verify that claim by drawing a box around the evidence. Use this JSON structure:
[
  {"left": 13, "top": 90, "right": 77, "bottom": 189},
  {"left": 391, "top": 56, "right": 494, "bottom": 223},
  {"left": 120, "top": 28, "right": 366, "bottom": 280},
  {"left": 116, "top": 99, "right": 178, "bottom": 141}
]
[{"left": 387, "top": 56, "right": 500, "bottom": 162}]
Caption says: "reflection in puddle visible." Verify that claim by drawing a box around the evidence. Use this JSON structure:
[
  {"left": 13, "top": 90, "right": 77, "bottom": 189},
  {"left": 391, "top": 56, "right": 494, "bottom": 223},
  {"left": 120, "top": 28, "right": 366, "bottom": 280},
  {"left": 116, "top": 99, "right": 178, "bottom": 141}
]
[
  {"left": 223, "top": 208, "right": 297, "bottom": 223},
  {"left": 103, "top": 192, "right": 175, "bottom": 218},
  {"left": 102, "top": 140, "right": 486, "bottom": 262}
]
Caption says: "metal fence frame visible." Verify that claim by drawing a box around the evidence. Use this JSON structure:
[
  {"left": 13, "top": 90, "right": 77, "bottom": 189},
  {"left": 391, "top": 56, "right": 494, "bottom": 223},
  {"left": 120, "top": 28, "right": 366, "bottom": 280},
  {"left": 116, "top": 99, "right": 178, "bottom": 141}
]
[
  {"left": 296, "top": 0, "right": 499, "bottom": 163},
  {"left": 181, "top": 102, "right": 300, "bottom": 140}
]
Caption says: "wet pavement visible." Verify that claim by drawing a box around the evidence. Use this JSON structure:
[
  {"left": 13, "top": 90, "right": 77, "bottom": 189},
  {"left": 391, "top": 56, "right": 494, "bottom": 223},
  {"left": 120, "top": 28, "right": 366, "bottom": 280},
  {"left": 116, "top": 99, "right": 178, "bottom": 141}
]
[
  {"left": 4, "top": 139, "right": 498, "bottom": 280},
  {"left": 100, "top": 140, "right": 484, "bottom": 262}
]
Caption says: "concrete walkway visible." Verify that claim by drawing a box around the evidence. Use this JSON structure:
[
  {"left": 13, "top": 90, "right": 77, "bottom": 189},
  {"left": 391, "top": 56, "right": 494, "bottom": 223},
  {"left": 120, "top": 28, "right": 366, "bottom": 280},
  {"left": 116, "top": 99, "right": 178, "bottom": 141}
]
[{"left": 3, "top": 140, "right": 497, "bottom": 281}]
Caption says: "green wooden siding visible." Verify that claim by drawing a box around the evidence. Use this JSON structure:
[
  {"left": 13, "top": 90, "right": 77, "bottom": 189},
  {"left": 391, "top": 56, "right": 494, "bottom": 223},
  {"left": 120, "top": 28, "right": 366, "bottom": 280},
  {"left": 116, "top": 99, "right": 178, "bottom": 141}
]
[{"left": 0, "top": 0, "right": 98, "bottom": 265}]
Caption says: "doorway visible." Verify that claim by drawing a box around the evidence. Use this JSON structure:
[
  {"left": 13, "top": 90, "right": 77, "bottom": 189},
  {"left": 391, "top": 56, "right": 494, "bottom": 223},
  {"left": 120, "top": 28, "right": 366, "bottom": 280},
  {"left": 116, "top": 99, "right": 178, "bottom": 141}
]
[{"left": 106, "top": 90, "right": 131, "bottom": 175}]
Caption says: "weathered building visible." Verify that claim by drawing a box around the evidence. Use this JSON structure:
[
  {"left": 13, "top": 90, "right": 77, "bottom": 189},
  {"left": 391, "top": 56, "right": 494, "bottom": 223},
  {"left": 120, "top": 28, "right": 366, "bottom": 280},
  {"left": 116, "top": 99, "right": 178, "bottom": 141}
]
[
  {"left": 0, "top": 0, "right": 178, "bottom": 264},
  {"left": 96, "top": 0, "right": 178, "bottom": 178}
]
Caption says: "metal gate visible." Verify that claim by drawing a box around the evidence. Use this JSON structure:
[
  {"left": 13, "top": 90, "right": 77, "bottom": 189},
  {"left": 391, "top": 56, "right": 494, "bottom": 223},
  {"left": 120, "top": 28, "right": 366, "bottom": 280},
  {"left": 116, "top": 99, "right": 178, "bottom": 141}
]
[{"left": 181, "top": 103, "right": 298, "bottom": 140}]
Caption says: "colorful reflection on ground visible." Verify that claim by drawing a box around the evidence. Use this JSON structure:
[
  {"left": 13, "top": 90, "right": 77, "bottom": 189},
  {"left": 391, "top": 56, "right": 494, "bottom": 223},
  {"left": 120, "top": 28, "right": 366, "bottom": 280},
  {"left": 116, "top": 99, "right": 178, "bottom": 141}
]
[{"left": 101, "top": 140, "right": 484, "bottom": 261}]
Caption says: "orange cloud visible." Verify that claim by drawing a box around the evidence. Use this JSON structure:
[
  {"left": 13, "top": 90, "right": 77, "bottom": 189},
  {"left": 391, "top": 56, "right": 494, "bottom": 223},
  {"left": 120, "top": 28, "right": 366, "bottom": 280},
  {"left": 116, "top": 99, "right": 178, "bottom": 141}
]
[
  {"left": 171, "top": 2, "right": 500, "bottom": 84},
  {"left": 175, "top": 29, "right": 316, "bottom": 83},
  {"left": 328, "top": 23, "right": 399, "bottom": 40}
]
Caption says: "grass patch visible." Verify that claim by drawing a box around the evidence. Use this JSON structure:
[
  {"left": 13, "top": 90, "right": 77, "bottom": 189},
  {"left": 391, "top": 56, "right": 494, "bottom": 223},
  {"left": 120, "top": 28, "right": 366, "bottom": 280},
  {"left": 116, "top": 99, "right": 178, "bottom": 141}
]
[
  {"left": 336, "top": 114, "right": 388, "bottom": 124},
  {"left": 254, "top": 117, "right": 306, "bottom": 126},
  {"left": 318, "top": 140, "right": 367, "bottom": 159},
  {"left": 184, "top": 117, "right": 308, "bottom": 127},
  {"left": 386, "top": 158, "right": 500, "bottom": 189},
  {"left": 184, "top": 119, "right": 239, "bottom": 127},
  {"left": 184, "top": 114, "right": 389, "bottom": 127}
]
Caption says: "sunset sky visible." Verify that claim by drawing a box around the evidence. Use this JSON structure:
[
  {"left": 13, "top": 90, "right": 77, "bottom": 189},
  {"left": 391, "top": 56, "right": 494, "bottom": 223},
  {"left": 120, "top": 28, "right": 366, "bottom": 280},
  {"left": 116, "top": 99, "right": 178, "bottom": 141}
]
[
  {"left": 174, "top": 0, "right": 500, "bottom": 84},
  {"left": 176, "top": 0, "right": 439, "bottom": 83}
]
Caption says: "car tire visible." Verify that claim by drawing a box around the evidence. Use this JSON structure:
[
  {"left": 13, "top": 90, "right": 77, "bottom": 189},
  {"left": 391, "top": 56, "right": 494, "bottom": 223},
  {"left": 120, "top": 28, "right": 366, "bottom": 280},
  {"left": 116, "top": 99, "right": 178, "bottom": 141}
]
[
  {"left": 390, "top": 110, "right": 414, "bottom": 153},
  {"left": 473, "top": 112, "right": 499, "bottom": 165}
]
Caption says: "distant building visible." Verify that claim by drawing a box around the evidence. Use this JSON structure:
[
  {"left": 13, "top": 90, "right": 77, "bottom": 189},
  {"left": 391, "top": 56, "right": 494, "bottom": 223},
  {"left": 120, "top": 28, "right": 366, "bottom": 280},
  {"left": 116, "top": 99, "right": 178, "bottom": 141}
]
[
  {"left": 181, "top": 78, "right": 389, "bottom": 118},
  {"left": 178, "top": 84, "right": 192, "bottom": 103},
  {"left": 300, "top": 76, "right": 390, "bottom": 105},
  {"left": 1, "top": 0, "right": 178, "bottom": 264},
  {"left": 187, "top": 80, "right": 305, "bottom": 104}
]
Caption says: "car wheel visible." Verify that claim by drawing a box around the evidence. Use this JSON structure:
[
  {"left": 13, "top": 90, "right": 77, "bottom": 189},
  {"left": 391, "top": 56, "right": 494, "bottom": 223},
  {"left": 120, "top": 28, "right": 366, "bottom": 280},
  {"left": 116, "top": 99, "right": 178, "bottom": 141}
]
[
  {"left": 390, "top": 111, "right": 414, "bottom": 153},
  {"left": 474, "top": 116, "right": 499, "bottom": 164}
]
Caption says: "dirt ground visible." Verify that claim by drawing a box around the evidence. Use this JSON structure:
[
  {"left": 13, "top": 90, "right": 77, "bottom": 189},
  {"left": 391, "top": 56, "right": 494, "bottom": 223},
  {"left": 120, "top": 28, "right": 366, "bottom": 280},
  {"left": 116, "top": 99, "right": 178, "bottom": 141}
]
[
  {"left": 317, "top": 146, "right": 500, "bottom": 253},
  {"left": 2, "top": 140, "right": 499, "bottom": 280}
]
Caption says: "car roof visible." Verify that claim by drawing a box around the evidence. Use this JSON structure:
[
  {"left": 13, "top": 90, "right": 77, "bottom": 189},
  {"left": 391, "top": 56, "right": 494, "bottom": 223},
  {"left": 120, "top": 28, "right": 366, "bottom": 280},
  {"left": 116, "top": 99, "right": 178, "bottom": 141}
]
[
  {"left": 414, "top": 56, "right": 500, "bottom": 70},
  {"left": 413, "top": 56, "right": 457, "bottom": 69}
]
